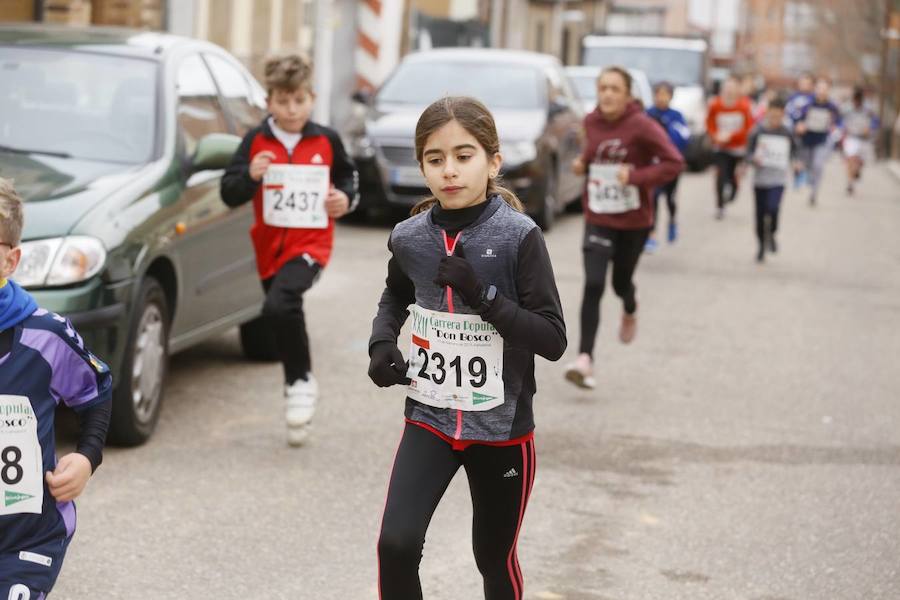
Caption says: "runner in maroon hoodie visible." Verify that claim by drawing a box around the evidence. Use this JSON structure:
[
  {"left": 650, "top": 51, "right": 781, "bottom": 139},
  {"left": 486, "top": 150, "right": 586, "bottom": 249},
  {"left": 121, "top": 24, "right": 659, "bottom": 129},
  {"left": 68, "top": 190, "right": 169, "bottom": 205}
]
[{"left": 564, "top": 66, "right": 684, "bottom": 389}]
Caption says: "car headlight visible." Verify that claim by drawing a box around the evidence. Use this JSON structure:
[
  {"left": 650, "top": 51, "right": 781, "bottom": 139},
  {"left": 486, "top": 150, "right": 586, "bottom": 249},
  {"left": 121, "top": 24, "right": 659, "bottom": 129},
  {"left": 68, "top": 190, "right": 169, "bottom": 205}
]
[
  {"left": 16, "top": 236, "right": 106, "bottom": 288},
  {"left": 501, "top": 142, "right": 538, "bottom": 168}
]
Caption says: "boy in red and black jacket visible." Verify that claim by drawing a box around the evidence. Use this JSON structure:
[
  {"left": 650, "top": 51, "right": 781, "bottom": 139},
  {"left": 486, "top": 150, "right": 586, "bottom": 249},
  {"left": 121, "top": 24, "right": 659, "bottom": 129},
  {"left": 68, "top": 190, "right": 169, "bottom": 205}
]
[{"left": 221, "top": 55, "right": 358, "bottom": 446}]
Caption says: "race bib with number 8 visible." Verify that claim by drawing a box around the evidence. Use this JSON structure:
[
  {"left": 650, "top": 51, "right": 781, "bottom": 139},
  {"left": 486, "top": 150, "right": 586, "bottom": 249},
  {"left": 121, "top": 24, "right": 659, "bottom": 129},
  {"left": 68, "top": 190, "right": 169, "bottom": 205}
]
[
  {"left": 406, "top": 305, "right": 504, "bottom": 412},
  {"left": 587, "top": 163, "right": 640, "bottom": 214},
  {"left": 263, "top": 164, "right": 330, "bottom": 229},
  {"left": 0, "top": 395, "right": 43, "bottom": 516},
  {"left": 754, "top": 134, "right": 791, "bottom": 170}
]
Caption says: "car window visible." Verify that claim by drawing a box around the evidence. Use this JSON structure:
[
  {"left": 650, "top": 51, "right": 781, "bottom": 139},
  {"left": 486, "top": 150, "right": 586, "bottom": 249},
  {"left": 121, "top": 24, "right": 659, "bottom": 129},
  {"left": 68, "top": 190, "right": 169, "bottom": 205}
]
[
  {"left": 0, "top": 47, "right": 157, "bottom": 164},
  {"left": 377, "top": 61, "right": 544, "bottom": 110},
  {"left": 204, "top": 53, "right": 265, "bottom": 135},
  {"left": 176, "top": 54, "right": 228, "bottom": 155}
]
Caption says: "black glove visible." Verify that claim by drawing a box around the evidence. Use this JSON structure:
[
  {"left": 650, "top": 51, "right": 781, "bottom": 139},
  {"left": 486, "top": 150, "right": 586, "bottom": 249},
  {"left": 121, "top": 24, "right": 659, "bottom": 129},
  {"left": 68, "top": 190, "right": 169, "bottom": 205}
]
[
  {"left": 368, "top": 341, "right": 410, "bottom": 387},
  {"left": 433, "top": 243, "right": 484, "bottom": 308}
]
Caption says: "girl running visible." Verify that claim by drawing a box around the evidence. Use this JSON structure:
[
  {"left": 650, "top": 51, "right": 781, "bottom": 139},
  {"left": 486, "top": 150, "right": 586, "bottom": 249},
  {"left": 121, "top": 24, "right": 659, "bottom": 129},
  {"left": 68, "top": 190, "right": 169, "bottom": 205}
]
[
  {"left": 368, "top": 96, "right": 566, "bottom": 599},
  {"left": 707, "top": 75, "right": 754, "bottom": 219},
  {"left": 565, "top": 66, "right": 683, "bottom": 390}
]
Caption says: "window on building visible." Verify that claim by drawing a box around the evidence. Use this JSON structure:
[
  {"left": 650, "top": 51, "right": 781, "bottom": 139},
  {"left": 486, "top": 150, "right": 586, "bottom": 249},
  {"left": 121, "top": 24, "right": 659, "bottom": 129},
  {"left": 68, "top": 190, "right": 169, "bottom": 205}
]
[
  {"left": 606, "top": 8, "right": 664, "bottom": 35},
  {"left": 781, "top": 42, "right": 815, "bottom": 75},
  {"left": 784, "top": 1, "right": 817, "bottom": 32}
]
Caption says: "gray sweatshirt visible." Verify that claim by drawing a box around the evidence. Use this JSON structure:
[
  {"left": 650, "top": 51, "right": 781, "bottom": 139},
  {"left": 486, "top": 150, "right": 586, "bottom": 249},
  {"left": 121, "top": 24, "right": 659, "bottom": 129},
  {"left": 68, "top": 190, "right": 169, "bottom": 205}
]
[{"left": 747, "top": 124, "right": 797, "bottom": 188}]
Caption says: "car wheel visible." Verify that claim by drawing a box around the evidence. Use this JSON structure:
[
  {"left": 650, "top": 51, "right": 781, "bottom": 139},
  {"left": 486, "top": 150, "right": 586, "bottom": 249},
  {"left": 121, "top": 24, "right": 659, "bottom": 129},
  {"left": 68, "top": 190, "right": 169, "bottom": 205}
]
[
  {"left": 240, "top": 316, "right": 278, "bottom": 361},
  {"left": 533, "top": 158, "right": 558, "bottom": 231},
  {"left": 108, "top": 276, "right": 169, "bottom": 446}
]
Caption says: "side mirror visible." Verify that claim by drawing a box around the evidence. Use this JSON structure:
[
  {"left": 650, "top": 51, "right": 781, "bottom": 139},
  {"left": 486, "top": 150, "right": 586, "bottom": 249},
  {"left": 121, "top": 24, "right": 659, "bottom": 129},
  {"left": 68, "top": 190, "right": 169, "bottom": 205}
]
[
  {"left": 352, "top": 89, "right": 374, "bottom": 105},
  {"left": 191, "top": 133, "right": 242, "bottom": 172}
]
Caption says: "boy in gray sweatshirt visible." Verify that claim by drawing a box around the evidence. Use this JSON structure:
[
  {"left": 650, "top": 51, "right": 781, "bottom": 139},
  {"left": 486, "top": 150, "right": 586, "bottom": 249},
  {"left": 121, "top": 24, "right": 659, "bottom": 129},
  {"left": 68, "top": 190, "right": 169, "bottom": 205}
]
[{"left": 746, "top": 96, "right": 798, "bottom": 263}]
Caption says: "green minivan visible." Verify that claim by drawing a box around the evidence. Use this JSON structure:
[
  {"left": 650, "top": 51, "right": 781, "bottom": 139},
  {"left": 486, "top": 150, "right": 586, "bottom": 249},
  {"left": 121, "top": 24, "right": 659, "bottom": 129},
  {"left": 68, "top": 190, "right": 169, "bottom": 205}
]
[{"left": 0, "top": 24, "right": 276, "bottom": 445}]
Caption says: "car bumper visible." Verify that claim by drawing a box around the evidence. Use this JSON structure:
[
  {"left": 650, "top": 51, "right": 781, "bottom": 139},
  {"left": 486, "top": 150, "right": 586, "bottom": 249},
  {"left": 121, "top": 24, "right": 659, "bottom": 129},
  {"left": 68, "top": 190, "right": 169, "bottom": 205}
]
[{"left": 29, "top": 276, "right": 133, "bottom": 374}]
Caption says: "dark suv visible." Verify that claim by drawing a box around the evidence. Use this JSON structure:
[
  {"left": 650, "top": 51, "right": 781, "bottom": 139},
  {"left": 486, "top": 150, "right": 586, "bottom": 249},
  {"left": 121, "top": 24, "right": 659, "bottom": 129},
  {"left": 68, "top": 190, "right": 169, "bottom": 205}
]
[{"left": 347, "top": 48, "right": 585, "bottom": 229}]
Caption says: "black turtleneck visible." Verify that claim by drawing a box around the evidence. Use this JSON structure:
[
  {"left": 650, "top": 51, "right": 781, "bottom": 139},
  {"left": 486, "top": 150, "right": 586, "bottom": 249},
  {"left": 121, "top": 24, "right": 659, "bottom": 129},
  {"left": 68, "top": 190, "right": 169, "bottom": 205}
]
[{"left": 431, "top": 200, "right": 490, "bottom": 236}]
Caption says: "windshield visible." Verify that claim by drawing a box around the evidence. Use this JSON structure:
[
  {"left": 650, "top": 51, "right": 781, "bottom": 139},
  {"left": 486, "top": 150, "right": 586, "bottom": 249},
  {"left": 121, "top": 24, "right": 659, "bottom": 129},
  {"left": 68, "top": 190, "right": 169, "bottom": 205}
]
[
  {"left": 0, "top": 47, "right": 158, "bottom": 164},
  {"left": 377, "top": 61, "right": 544, "bottom": 110},
  {"left": 582, "top": 47, "right": 702, "bottom": 87},
  {"left": 570, "top": 75, "right": 597, "bottom": 101}
]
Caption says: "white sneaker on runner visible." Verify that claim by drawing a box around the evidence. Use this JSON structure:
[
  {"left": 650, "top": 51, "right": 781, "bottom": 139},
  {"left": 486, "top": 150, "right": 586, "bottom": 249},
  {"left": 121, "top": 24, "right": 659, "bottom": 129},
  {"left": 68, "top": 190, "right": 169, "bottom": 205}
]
[
  {"left": 564, "top": 353, "right": 596, "bottom": 389},
  {"left": 287, "top": 423, "right": 312, "bottom": 447},
  {"left": 285, "top": 374, "right": 318, "bottom": 428}
]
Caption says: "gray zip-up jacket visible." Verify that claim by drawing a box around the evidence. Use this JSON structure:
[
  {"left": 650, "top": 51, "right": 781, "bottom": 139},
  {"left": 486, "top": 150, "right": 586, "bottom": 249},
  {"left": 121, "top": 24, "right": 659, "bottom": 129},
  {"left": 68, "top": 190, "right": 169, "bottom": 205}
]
[{"left": 369, "top": 196, "right": 566, "bottom": 442}]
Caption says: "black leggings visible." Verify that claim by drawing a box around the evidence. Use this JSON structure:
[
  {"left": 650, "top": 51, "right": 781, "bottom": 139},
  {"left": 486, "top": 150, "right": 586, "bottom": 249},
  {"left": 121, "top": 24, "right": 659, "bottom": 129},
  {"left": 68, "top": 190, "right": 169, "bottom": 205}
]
[
  {"left": 653, "top": 176, "right": 679, "bottom": 228},
  {"left": 578, "top": 224, "right": 650, "bottom": 357},
  {"left": 753, "top": 186, "right": 784, "bottom": 246},
  {"left": 378, "top": 423, "right": 536, "bottom": 600},
  {"left": 715, "top": 151, "right": 741, "bottom": 208},
  {"left": 261, "top": 255, "right": 321, "bottom": 385}
]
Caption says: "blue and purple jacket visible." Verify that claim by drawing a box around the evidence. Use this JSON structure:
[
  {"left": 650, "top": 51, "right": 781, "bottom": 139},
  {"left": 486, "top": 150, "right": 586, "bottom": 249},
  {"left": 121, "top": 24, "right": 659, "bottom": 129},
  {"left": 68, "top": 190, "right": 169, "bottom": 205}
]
[{"left": 0, "top": 279, "right": 112, "bottom": 554}]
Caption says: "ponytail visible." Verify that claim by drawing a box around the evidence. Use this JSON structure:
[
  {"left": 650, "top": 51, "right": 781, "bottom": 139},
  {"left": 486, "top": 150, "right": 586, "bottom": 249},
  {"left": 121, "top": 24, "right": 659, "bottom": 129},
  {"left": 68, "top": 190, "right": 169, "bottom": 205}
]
[{"left": 410, "top": 175, "right": 524, "bottom": 216}]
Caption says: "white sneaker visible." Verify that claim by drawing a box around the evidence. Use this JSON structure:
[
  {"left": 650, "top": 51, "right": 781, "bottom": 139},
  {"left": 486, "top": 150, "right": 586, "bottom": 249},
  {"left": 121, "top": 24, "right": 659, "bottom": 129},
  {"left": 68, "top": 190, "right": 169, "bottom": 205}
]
[
  {"left": 564, "top": 353, "right": 596, "bottom": 389},
  {"left": 287, "top": 423, "right": 311, "bottom": 447},
  {"left": 285, "top": 374, "right": 318, "bottom": 428}
]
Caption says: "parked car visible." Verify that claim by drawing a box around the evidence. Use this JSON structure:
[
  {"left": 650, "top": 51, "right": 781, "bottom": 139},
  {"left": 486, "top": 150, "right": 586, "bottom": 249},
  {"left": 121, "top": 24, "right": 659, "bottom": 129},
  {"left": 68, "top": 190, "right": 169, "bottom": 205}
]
[
  {"left": 564, "top": 65, "right": 653, "bottom": 113},
  {"left": 0, "top": 24, "right": 275, "bottom": 445},
  {"left": 348, "top": 48, "right": 585, "bottom": 230}
]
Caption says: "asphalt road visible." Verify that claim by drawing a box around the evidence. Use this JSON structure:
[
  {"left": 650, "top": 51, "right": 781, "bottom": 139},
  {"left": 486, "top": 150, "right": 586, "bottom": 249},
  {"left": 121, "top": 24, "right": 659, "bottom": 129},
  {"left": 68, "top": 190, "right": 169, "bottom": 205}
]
[{"left": 54, "top": 160, "right": 900, "bottom": 599}]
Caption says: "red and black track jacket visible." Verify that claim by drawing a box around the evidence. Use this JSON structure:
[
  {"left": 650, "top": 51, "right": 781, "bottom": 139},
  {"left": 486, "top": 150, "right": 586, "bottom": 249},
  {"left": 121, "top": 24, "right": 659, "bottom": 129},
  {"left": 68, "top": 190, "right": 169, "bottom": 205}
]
[{"left": 221, "top": 117, "right": 358, "bottom": 280}]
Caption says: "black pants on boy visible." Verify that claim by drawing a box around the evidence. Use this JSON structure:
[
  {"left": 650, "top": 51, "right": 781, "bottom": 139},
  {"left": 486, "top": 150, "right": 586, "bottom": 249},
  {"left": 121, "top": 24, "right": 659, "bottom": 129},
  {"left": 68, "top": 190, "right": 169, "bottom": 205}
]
[
  {"left": 653, "top": 175, "right": 680, "bottom": 228},
  {"left": 578, "top": 224, "right": 650, "bottom": 357},
  {"left": 261, "top": 255, "right": 321, "bottom": 385},
  {"left": 753, "top": 186, "right": 784, "bottom": 249},
  {"left": 378, "top": 423, "right": 536, "bottom": 600},
  {"left": 715, "top": 151, "right": 741, "bottom": 208}
]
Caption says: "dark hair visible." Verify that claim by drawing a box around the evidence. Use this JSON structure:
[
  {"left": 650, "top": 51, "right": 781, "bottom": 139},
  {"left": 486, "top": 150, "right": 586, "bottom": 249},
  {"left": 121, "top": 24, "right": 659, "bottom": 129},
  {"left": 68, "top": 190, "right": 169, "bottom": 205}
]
[
  {"left": 598, "top": 66, "right": 632, "bottom": 92},
  {"left": 264, "top": 54, "right": 313, "bottom": 95},
  {"left": 653, "top": 81, "right": 674, "bottom": 95},
  {"left": 411, "top": 97, "right": 523, "bottom": 216},
  {"left": 768, "top": 95, "right": 787, "bottom": 110},
  {"left": 853, "top": 86, "right": 864, "bottom": 103}
]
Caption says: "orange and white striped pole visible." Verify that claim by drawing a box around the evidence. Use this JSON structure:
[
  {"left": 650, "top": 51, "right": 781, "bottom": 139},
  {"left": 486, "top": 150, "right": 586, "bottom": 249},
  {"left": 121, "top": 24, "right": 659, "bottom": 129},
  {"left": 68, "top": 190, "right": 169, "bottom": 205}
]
[
  {"left": 356, "top": 0, "right": 382, "bottom": 93},
  {"left": 355, "top": 0, "right": 403, "bottom": 93}
]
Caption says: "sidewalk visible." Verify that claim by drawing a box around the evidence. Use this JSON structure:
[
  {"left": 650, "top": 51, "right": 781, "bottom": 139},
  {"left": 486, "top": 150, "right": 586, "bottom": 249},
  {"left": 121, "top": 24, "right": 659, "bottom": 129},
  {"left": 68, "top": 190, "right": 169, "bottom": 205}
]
[{"left": 888, "top": 159, "right": 900, "bottom": 182}]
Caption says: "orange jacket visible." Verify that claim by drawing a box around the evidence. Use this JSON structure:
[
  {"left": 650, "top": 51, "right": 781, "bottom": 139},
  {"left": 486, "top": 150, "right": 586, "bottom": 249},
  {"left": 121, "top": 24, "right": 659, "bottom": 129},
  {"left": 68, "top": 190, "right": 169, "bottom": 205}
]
[{"left": 707, "top": 96, "right": 754, "bottom": 151}]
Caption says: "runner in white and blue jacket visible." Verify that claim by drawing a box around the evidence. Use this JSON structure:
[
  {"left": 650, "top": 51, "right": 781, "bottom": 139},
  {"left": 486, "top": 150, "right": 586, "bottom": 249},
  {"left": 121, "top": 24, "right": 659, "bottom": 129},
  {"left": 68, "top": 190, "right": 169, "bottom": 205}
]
[{"left": 646, "top": 81, "right": 690, "bottom": 247}]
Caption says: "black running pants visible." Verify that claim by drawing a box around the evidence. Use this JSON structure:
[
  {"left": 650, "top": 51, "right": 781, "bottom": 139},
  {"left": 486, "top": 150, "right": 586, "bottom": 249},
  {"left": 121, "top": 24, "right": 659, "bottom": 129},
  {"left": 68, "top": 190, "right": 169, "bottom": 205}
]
[
  {"left": 378, "top": 423, "right": 536, "bottom": 600},
  {"left": 578, "top": 224, "right": 649, "bottom": 357}
]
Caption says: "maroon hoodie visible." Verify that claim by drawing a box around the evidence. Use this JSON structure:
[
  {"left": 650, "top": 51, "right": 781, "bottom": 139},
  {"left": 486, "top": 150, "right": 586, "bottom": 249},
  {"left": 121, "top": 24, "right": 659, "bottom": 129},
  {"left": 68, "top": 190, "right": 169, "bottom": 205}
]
[{"left": 580, "top": 100, "right": 685, "bottom": 230}]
